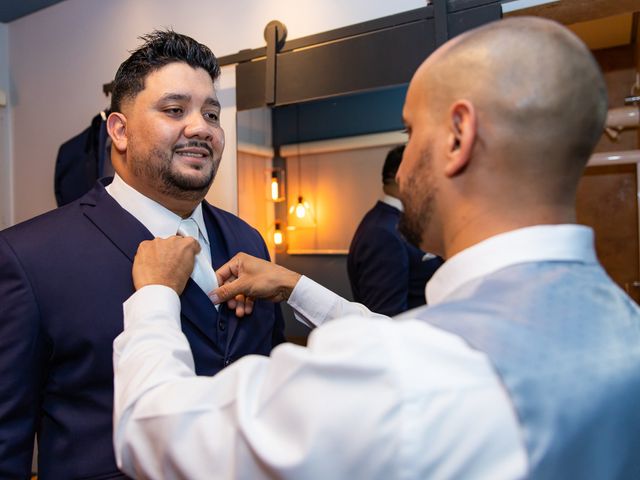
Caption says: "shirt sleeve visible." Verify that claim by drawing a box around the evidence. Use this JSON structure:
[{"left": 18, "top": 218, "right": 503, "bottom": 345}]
[
  {"left": 287, "top": 275, "right": 388, "bottom": 328},
  {"left": 113, "top": 285, "right": 527, "bottom": 480},
  {"left": 114, "top": 285, "right": 403, "bottom": 479}
]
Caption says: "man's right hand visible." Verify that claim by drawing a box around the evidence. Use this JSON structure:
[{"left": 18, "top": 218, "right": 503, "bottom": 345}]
[
  {"left": 212, "top": 253, "right": 301, "bottom": 316},
  {"left": 133, "top": 236, "right": 200, "bottom": 294}
]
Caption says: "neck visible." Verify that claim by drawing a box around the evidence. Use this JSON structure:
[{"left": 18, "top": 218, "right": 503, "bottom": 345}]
[
  {"left": 442, "top": 201, "right": 576, "bottom": 259},
  {"left": 115, "top": 169, "right": 203, "bottom": 218},
  {"left": 148, "top": 190, "right": 201, "bottom": 218},
  {"left": 383, "top": 182, "right": 400, "bottom": 198}
]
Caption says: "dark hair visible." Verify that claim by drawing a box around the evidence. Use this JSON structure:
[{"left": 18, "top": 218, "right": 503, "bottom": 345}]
[
  {"left": 110, "top": 29, "right": 221, "bottom": 113},
  {"left": 382, "top": 145, "right": 405, "bottom": 185}
]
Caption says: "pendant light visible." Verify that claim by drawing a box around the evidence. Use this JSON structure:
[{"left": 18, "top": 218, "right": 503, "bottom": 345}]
[{"left": 287, "top": 105, "right": 316, "bottom": 229}]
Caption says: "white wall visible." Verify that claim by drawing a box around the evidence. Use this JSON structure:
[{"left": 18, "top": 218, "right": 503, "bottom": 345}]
[
  {"left": 0, "top": 23, "right": 11, "bottom": 229},
  {"left": 7, "top": 0, "right": 424, "bottom": 223}
]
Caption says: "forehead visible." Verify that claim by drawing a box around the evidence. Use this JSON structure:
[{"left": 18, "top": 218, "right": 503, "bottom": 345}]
[
  {"left": 141, "top": 62, "right": 216, "bottom": 99},
  {"left": 403, "top": 64, "right": 430, "bottom": 121}
]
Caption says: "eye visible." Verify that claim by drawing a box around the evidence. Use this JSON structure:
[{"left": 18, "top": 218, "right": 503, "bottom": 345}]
[
  {"left": 165, "top": 107, "right": 183, "bottom": 116},
  {"left": 204, "top": 111, "right": 220, "bottom": 122}
]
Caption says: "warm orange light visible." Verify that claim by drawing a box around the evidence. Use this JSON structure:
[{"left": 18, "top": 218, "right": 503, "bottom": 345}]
[
  {"left": 271, "top": 177, "right": 279, "bottom": 201},
  {"left": 273, "top": 222, "right": 283, "bottom": 245},
  {"left": 290, "top": 195, "right": 307, "bottom": 218},
  {"left": 288, "top": 195, "right": 316, "bottom": 229},
  {"left": 295, "top": 202, "right": 306, "bottom": 218}
]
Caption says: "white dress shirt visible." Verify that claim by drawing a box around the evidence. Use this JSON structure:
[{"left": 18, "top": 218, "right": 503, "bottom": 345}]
[
  {"left": 113, "top": 225, "right": 591, "bottom": 479},
  {"left": 380, "top": 193, "right": 404, "bottom": 212},
  {"left": 106, "top": 173, "right": 212, "bottom": 267}
]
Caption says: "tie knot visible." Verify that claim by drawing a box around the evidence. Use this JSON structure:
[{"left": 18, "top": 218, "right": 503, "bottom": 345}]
[{"left": 178, "top": 218, "right": 199, "bottom": 239}]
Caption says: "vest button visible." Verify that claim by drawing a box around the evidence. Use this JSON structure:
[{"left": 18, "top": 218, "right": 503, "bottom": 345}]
[{"left": 218, "top": 320, "right": 226, "bottom": 331}]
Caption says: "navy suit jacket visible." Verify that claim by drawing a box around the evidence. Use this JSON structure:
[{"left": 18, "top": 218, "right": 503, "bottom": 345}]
[
  {"left": 0, "top": 179, "right": 284, "bottom": 479},
  {"left": 347, "top": 201, "right": 443, "bottom": 316}
]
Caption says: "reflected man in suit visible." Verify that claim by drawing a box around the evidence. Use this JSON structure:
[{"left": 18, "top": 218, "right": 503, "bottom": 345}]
[
  {"left": 0, "top": 30, "right": 284, "bottom": 479},
  {"left": 348, "top": 145, "right": 443, "bottom": 315}
]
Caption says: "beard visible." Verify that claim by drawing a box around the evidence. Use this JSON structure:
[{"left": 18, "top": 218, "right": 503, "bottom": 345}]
[
  {"left": 131, "top": 140, "right": 219, "bottom": 201},
  {"left": 398, "top": 146, "right": 436, "bottom": 251}
]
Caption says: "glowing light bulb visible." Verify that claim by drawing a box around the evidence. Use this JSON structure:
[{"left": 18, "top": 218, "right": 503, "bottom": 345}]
[
  {"left": 273, "top": 222, "right": 283, "bottom": 245},
  {"left": 295, "top": 202, "right": 306, "bottom": 218},
  {"left": 271, "top": 178, "right": 279, "bottom": 201}
]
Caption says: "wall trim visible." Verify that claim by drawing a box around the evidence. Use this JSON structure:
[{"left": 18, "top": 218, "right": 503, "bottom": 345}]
[{"left": 280, "top": 130, "right": 408, "bottom": 157}]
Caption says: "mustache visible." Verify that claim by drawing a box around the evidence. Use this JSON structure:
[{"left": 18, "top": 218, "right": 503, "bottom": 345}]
[{"left": 173, "top": 141, "right": 213, "bottom": 156}]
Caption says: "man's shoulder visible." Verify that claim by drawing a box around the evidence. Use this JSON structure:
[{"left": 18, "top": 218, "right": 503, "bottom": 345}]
[
  {"left": 2, "top": 202, "right": 78, "bottom": 239},
  {"left": 0, "top": 183, "right": 107, "bottom": 246},
  {"left": 352, "top": 207, "right": 403, "bottom": 245}
]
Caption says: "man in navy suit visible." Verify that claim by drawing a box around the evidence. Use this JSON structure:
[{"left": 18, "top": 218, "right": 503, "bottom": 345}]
[
  {"left": 347, "top": 145, "right": 443, "bottom": 315},
  {"left": 0, "top": 30, "right": 284, "bottom": 479}
]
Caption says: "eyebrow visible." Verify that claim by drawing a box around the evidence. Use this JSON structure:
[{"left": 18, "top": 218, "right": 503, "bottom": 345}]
[{"left": 158, "top": 93, "right": 220, "bottom": 109}]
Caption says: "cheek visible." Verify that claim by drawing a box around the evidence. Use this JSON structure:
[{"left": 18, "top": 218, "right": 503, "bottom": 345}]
[{"left": 215, "top": 127, "right": 225, "bottom": 151}]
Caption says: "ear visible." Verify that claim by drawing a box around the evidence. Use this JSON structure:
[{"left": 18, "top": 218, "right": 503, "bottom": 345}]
[
  {"left": 107, "top": 112, "right": 128, "bottom": 152},
  {"left": 444, "top": 100, "right": 476, "bottom": 177}
]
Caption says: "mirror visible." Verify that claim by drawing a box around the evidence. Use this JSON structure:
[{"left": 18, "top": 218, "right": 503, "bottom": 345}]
[{"left": 236, "top": 87, "right": 409, "bottom": 341}]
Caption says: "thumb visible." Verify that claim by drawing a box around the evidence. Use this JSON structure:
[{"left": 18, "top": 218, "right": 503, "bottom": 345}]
[{"left": 211, "top": 277, "right": 251, "bottom": 304}]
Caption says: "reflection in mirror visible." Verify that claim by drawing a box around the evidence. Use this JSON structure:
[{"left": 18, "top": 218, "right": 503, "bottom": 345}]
[
  {"left": 236, "top": 107, "right": 277, "bottom": 259},
  {"left": 236, "top": 86, "right": 409, "bottom": 342}
]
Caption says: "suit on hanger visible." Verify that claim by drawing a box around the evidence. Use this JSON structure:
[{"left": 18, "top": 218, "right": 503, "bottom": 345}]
[
  {"left": 54, "top": 112, "right": 111, "bottom": 206},
  {"left": 0, "top": 178, "right": 285, "bottom": 479}
]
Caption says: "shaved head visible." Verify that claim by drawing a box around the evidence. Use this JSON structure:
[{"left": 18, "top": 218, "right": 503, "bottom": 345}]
[
  {"left": 397, "top": 17, "right": 608, "bottom": 257},
  {"left": 423, "top": 16, "right": 607, "bottom": 173}
]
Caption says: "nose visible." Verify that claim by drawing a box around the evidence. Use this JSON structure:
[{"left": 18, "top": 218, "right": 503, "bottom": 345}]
[{"left": 183, "top": 111, "right": 214, "bottom": 141}]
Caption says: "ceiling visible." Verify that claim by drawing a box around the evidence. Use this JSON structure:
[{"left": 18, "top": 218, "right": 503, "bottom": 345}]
[
  {"left": 0, "top": 0, "right": 67, "bottom": 23},
  {"left": 0, "top": 0, "right": 638, "bottom": 51}
]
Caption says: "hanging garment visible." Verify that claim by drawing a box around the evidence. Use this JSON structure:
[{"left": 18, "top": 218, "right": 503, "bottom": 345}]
[{"left": 54, "top": 110, "right": 112, "bottom": 206}]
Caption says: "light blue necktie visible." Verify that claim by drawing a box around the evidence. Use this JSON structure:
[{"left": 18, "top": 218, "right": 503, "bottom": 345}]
[{"left": 177, "top": 218, "right": 219, "bottom": 309}]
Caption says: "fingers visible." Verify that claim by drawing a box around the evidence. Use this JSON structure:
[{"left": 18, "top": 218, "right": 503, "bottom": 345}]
[
  {"left": 132, "top": 236, "right": 199, "bottom": 294},
  {"left": 234, "top": 295, "right": 246, "bottom": 317},
  {"left": 215, "top": 253, "right": 244, "bottom": 286},
  {"left": 230, "top": 294, "right": 255, "bottom": 317},
  {"left": 244, "top": 296, "right": 255, "bottom": 315},
  {"left": 212, "top": 252, "right": 301, "bottom": 304},
  {"left": 213, "top": 277, "right": 250, "bottom": 304}
]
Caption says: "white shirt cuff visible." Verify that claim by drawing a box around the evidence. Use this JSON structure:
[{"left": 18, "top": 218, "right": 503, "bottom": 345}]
[
  {"left": 288, "top": 276, "right": 339, "bottom": 328},
  {"left": 123, "top": 285, "right": 182, "bottom": 330}
]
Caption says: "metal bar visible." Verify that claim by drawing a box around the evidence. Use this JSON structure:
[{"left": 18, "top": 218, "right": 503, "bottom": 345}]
[
  {"left": 587, "top": 150, "right": 640, "bottom": 166},
  {"left": 219, "top": 6, "right": 433, "bottom": 66},
  {"left": 264, "top": 24, "right": 277, "bottom": 106},
  {"left": 434, "top": 0, "right": 449, "bottom": 46},
  {"left": 501, "top": 0, "right": 559, "bottom": 14}
]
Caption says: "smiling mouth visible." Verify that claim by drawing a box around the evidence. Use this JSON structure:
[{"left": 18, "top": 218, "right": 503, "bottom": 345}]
[
  {"left": 173, "top": 141, "right": 214, "bottom": 158},
  {"left": 176, "top": 151, "right": 208, "bottom": 158}
]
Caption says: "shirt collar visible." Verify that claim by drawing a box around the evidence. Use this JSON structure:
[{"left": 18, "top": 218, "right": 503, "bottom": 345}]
[
  {"left": 380, "top": 194, "right": 403, "bottom": 212},
  {"left": 105, "top": 173, "right": 208, "bottom": 243},
  {"left": 426, "top": 224, "right": 597, "bottom": 305}
]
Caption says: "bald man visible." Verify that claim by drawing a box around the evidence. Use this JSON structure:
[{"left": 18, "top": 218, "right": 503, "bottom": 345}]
[{"left": 113, "top": 18, "right": 640, "bottom": 479}]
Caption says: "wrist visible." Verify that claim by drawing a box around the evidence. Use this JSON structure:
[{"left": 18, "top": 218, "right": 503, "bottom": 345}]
[{"left": 280, "top": 271, "right": 302, "bottom": 300}]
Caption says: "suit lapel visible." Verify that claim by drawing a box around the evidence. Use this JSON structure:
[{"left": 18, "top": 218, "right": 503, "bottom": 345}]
[
  {"left": 80, "top": 180, "right": 153, "bottom": 262},
  {"left": 81, "top": 180, "right": 219, "bottom": 347}
]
